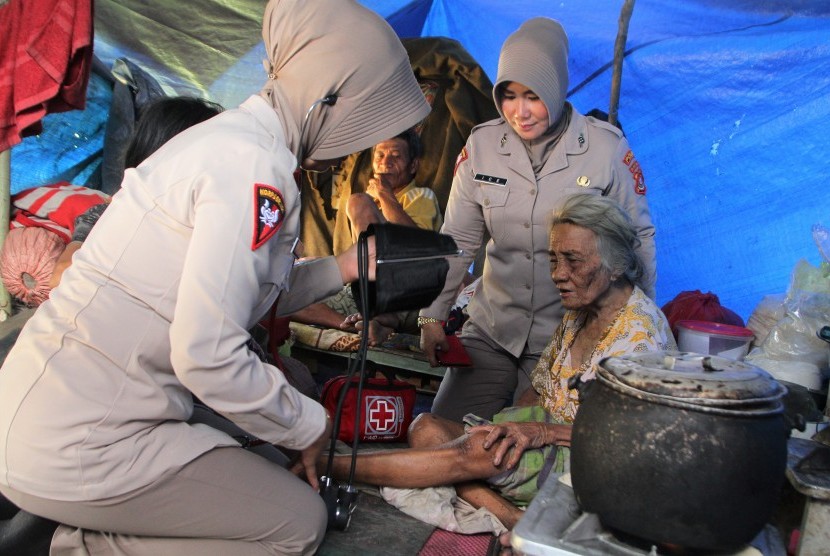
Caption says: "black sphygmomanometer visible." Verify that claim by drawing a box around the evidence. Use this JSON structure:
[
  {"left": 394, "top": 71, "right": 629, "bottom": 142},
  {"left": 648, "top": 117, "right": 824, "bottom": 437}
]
[{"left": 319, "top": 223, "right": 460, "bottom": 531}]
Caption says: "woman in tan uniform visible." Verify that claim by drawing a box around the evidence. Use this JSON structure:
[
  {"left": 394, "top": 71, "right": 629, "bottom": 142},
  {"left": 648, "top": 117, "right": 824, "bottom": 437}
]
[
  {"left": 0, "top": 0, "right": 429, "bottom": 554},
  {"left": 418, "top": 17, "right": 657, "bottom": 423}
]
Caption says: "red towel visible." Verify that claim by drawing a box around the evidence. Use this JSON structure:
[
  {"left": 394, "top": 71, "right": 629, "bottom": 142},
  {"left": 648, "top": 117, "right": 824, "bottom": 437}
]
[{"left": 0, "top": 0, "right": 94, "bottom": 151}]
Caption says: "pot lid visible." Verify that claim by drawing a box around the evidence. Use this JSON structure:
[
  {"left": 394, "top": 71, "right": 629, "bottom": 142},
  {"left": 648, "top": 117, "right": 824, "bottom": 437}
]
[
  {"left": 676, "top": 320, "right": 754, "bottom": 338},
  {"left": 598, "top": 351, "right": 786, "bottom": 404}
]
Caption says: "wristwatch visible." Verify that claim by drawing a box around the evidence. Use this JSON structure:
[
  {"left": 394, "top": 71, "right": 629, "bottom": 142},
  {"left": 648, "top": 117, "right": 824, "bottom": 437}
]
[{"left": 417, "top": 316, "right": 443, "bottom": 328}]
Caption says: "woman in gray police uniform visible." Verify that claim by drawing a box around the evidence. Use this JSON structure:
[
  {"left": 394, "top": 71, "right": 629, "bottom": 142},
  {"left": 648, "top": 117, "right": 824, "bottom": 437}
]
[
  {"left": 419, "top": 17, "right": 656, "bottom": 423},
  {"left": 0, "top": 0, "right": 429, "bottom": 554}
]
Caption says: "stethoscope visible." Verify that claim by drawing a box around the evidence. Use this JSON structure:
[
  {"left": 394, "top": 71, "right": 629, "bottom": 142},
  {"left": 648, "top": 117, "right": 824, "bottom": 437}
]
[{"left": 298, "top": 94, "right": 338, "bottom": 171}]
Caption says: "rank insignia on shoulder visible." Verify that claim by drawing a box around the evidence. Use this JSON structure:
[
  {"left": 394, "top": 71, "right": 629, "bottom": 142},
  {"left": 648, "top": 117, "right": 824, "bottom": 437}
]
[
  {"left": 474, "top": 173, "right": 508, "bottom": 186},
  {"left": 252, "top": 183, "right": 286, "bottom": 250}
]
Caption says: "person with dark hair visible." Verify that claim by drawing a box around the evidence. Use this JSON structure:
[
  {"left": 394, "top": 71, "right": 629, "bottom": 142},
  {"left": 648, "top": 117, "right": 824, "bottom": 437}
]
[
  {"left": 0, "top": 0, "right": 430, "bottom": 553},
  {"left": 418, "top": 17, "right": 657, "bottom": 424},
  {"left": 291, "top": 128, "right": 442, "bottom": 345},
  {"left": 123, "top": 96, "right": 224, "bottom": 169},
  {"left": 48, "top": 96, "right": 224, "bottom": 289},
  {"left": 323, "top": 193, "right": 675, "bottom": 531}
]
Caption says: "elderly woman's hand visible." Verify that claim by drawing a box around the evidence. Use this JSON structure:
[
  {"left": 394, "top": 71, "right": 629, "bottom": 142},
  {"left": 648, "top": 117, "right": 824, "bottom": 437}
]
[{"left": 468, "top": 421, "right": 572, "bottom": 469}]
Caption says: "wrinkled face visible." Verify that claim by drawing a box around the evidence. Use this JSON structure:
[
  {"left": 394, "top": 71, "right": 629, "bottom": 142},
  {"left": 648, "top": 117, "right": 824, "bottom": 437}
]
[
  {"left": 549, "top": 223, "right": 613, "bottom": 311},
  {"left": 500, "top": 82, "right": 550, "bottom": 141},
  {"left": 372, "top": 138, "right": 418, "bottom": 191}
]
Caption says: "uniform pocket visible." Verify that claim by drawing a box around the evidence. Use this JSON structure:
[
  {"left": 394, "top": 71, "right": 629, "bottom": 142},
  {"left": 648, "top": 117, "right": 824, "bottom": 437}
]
[{"left": 480, "top": 185, "right": 510, "bottom": 242}]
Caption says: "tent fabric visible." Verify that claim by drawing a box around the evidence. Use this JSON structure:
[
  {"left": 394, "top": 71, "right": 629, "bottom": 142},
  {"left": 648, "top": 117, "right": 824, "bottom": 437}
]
[
  {"left": 0, "top": 0, "right": 94, "bottom": 151},
  {"left": 7, "top": 0, "right": 830, "bottom": 322},
  {"left": 100, "top": 58, "right": 166, "bottom": 194}
]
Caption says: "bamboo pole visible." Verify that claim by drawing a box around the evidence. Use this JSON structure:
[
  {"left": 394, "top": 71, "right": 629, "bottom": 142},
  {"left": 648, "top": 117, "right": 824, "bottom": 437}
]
[
  {"left": 609, "top": 0, "right": 636, "bottom": 128},
  {"left": 0, "top": 148, "right": 12, "bottom": 320}
]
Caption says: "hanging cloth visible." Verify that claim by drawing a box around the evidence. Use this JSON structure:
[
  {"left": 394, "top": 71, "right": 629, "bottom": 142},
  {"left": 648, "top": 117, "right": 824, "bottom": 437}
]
[{"left": 0, "top": 0, "right": 94, "bottom": 151}]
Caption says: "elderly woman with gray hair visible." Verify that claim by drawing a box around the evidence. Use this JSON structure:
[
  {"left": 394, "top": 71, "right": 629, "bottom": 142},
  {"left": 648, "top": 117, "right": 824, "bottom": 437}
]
[{"left": 325, "top": 193, "right": 676, "bottom": 532}]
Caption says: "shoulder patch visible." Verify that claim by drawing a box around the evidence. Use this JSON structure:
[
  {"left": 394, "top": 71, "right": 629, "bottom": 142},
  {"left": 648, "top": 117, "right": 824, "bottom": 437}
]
[
  {"left": 454, "top": 147, "right": 468, "bottom": 177},
  {"left": 622, "top": 150, "right": 647, "bottom": 195},
  {"left": 252, "top": 183, "right": 286, "bottom": 250}
]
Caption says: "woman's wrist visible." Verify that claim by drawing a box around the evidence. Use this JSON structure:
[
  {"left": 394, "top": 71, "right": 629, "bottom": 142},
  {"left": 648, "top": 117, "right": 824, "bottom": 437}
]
[{"left": 417, "top": 316, "right": 443, "bottom": 328}]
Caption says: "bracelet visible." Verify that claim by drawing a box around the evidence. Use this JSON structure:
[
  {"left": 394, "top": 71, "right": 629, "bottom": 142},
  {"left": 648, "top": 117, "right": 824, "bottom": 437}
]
[{"left": 417, "top": 316, "right": 443, "bottom": 328}]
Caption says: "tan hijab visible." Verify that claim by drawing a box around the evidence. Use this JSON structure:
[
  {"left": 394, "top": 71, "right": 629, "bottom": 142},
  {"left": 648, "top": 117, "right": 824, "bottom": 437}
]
[
  {"left": 493, "top": 17, "right": 571, "bottom": 173},
  {"left": 259, "top": 0, "right": 430, "bottom": 164}
]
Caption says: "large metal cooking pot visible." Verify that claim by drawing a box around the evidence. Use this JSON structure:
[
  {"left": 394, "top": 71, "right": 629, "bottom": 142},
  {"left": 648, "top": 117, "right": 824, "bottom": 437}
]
[{"left": 570, "top": 352, "right": 789, "bottom": 552}]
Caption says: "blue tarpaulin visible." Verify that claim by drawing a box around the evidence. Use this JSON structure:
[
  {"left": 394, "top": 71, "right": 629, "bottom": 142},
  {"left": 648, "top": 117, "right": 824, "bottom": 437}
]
[{"left": 9, "top": 0, "right": 830, "bottom": 320}]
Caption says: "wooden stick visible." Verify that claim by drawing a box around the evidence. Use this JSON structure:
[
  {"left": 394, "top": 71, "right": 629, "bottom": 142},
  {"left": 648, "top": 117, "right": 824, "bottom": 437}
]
[
  {"left": 609, "top": 0, "right": 636, "bottom": 128},
  {"left": 0, "top": 148, "right": 12, "bottom": 320}
]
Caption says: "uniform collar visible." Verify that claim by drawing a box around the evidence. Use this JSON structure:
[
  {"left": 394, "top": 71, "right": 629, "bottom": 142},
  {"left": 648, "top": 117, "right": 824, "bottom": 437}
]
[
  {"left": 496, "top": 104, "right": 586, "bottom": 180},
  {"left": 536, "top": 105, "right": 587, "bottom": 178}
]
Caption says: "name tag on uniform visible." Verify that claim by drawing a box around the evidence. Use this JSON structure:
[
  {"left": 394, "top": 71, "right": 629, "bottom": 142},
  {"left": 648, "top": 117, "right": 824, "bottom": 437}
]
[{"left": 474, "top": 173, "right": 508, "bottom": 186}]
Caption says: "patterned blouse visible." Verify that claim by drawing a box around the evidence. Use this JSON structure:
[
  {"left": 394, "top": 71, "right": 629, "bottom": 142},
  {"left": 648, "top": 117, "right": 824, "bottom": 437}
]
[{"left": 530, "top": 286, "right": 676, "bottom": 424}]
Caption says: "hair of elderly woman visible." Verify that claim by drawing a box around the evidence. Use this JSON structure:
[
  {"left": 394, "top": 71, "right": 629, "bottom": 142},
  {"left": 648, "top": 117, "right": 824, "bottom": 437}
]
[{"left": 551, "top": 193, "right": 644, "bottom": 287}]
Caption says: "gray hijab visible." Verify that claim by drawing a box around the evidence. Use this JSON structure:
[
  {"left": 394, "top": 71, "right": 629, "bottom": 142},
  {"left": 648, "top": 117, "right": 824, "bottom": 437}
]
[
  {"left": 259, "top": 0, "right": 430, "bottom": 164},
  {"left": 493, "top": 17, "right": 570, "bottom": 173}
]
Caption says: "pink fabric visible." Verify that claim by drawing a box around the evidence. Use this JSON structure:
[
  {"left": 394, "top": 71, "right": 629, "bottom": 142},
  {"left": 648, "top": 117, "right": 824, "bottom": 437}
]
[
  {"left": 0, "top": 0, "right": 94, "bottom": 151},
  {"left": 418, "top": 529, "right": 494, "bottom": 556}
]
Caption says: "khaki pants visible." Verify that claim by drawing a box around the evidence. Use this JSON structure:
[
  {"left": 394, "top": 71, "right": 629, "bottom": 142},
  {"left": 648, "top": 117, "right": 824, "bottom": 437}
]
[
  {"left": 430, "top": 326, "right": 540, "bottom": 423},
  {"left": 1, "top": 447, "right": 327, "bottom": 555}
]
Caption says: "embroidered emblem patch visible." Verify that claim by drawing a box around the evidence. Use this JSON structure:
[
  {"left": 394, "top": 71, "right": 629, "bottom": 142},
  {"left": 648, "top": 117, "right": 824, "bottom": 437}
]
[
  {"left": 454, "top": 147, "right": 468, "bottom": 176},
  {"left": 252, "top": 184, "right": 286, "bottom": 250},
  {"left": 622, "top": 150, "right": 647, "bottom": 195}
]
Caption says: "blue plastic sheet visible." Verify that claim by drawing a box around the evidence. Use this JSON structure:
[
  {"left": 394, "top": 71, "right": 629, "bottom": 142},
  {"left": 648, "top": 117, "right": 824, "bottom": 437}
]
[{"left": 9, "top": 69, "right": 111, "bottom": 194}]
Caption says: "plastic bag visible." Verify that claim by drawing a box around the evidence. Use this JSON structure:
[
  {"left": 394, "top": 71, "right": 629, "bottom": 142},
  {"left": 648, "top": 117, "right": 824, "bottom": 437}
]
[{"left": 746, "top": 259, "right": 830, "bottom": 371}]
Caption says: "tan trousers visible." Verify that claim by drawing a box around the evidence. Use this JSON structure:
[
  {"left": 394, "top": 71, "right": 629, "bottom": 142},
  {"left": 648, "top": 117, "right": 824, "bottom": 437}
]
[
  {"left": 1, "top": 447, "right": 327, "bottom": 555},
  {"left": 430, "top": 328, "right": 540, "bottom": 423}
]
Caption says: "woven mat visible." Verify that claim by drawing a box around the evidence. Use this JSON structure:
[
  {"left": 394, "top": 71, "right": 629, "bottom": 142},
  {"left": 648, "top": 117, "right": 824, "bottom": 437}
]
[{"left": 418, "top": 528, "right": 495, "bottom": 556}]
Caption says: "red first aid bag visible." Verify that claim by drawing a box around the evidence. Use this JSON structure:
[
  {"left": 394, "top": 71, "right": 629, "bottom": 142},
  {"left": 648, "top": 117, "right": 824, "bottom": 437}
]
[{"left": 321, "top": 375, "right": 416, "bottom": 443}]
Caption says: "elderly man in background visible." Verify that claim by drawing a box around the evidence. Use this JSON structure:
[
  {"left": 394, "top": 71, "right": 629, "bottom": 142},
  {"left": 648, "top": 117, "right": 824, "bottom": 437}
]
[{"left": 292, "top": 128, "right": 442, "bottom": 345}]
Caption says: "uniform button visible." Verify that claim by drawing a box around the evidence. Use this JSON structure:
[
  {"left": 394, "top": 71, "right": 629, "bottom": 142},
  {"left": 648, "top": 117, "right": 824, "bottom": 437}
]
[
  {"left": 525, "top": 253, "right": 531, "bottom": 260},
  {"left": 523, "top": 222, "right": 530, "bottom": 229},
  {"left": 484, "top": 198, "right": 490, "bottom": 206},
  {"left": 525, "top": 284, "right": 531, "bottom": 290},
  {"left": 530, "top": 189, "right": 536, "bottom": 195},
  {"left": 525, "top": 312, "right": 531, "bottom": 318}
]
